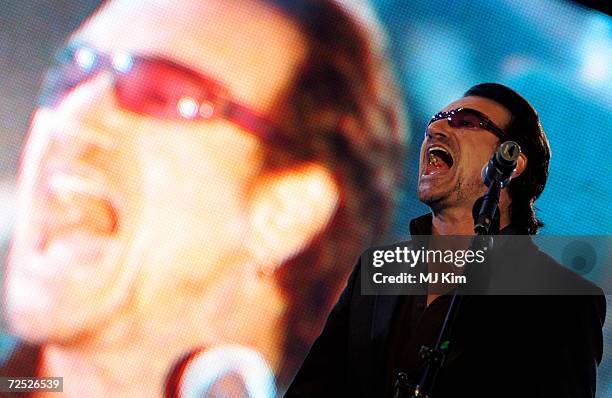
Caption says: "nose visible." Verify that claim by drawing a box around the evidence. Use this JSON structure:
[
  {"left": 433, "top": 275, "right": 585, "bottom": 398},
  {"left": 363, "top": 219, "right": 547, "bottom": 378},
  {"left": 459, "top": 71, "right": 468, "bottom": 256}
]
[
  {"left": 425, "top": 119, "right": 451, "bottom": 142},
  {"left": 45, "top": 73, "right": 122, "bottom": 159}
]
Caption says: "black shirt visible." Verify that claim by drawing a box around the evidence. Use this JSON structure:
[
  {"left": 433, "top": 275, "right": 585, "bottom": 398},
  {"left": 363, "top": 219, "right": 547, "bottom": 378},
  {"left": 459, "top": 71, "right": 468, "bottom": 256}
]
[
  {"left": 384, "top": 292, "right": 451, "bottom": 397},
  {"left": 384, "top": 214, "right": 458, "bottom": 396}
]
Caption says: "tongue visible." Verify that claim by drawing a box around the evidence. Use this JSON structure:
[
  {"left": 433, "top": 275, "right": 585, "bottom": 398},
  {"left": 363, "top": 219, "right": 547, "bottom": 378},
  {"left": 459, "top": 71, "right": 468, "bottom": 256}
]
[{"left": 38, "top": 190, "right": 118, "bottom": 251}]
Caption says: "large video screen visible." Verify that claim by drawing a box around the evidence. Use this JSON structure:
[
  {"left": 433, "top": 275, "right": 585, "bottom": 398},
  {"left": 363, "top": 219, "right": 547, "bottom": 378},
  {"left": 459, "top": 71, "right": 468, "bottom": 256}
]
[{"left": 1, "top": 0, "right": 610, "bottom": 396}]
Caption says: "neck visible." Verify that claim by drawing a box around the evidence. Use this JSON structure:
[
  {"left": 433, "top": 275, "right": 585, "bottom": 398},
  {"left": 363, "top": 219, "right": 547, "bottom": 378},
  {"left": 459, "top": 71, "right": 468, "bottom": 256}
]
[
  {"left": 37, "top": 344, "right": 166, "bottom": 398},
  {"left": 36, "top": 298, "right": 216, "bottom": 398},
  {"left": 431, "top": 201, "right": 511, "bottom": 236},
  {"left": 35, "top": 268, "right": 287, "bottom": 398}
]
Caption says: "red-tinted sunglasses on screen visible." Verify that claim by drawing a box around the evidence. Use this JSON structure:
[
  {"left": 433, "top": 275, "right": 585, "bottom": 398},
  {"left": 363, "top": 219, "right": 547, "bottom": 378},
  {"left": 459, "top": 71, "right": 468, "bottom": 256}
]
[{"left": 39, "top": 43, "right": 289, "bottom": 143}]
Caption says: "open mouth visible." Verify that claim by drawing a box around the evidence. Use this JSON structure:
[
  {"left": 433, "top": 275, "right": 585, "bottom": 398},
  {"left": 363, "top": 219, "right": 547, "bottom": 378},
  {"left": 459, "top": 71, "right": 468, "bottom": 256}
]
[
  {"left": 36, "top": 171, "right": 120, "bottom": 253},
  {"left": 424, "top": 146, "right": 454, "bottom": 175}
]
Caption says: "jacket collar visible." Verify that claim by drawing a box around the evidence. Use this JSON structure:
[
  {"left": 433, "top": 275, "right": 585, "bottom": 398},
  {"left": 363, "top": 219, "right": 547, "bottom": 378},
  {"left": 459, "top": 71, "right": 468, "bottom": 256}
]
[
  {"left": 409, "top": 213, "right": 433, "bottom": 235},
  {"left": 409, "top": 213, "right": 528, "bottom": 236}
]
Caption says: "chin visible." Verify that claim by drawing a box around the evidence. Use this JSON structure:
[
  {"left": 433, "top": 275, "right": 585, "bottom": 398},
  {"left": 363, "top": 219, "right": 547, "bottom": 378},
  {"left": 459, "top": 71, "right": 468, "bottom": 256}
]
[
  {"left": 418, "top": 180, "right": 450, "bottom": 206},
  {"left": 4, "top": 237, "right": 128, "bottom": 345},
  {"left": 5, "top": 275, "right": 87, "bottom": 344}
]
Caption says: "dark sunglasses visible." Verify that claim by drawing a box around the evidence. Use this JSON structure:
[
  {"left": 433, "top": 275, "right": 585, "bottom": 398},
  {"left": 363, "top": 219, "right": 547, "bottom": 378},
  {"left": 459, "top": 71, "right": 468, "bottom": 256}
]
[
  {"left": 39, "top": 43, "right": 289, "bottom": 143},
  {"left": 428, "top": 107, "right": 506, "bottom": 138}
]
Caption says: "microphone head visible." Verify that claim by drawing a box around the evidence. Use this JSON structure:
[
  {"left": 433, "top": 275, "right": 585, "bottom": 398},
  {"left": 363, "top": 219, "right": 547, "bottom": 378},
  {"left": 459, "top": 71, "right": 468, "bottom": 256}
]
[
  {"left": 482, "top": 141, "right": 522, "bottom": 188},
  {"left": 496, "top": 141, "right": 521, "bottom": 166},
  {"left": 177, "top": 345, "right": 277, "bottom": 398}
]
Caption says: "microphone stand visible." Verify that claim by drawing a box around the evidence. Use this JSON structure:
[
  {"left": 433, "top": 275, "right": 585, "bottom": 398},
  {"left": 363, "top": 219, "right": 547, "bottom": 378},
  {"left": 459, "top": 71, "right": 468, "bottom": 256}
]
[{"left": 393, "top": 182, "right": 502, "bottom": 398}]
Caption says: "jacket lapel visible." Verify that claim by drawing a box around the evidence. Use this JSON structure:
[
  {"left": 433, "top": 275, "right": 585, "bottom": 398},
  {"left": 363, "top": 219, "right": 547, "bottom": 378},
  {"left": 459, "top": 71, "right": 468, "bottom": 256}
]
[
  {"left": 369, "top": 213, "right": 433, "bottom": 361},
  {"left": 370, "top": 294, "right": 400, "bottom": 344}
]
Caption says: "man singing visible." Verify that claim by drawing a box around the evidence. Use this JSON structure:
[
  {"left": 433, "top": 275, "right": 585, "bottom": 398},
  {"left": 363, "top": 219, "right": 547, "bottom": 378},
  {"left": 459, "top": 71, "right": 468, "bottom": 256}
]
[{"left": 286, "top": 83, "right": 606, "bottom": 398}]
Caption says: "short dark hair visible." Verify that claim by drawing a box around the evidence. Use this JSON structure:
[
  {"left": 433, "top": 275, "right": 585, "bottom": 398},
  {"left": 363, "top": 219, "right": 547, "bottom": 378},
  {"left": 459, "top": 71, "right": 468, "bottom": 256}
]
[
  {"left": 464, "top": 83, "right": 551, "bottom": 234},
  {"left": 260, "top": 0, "right": 406, "bottom": 384}
]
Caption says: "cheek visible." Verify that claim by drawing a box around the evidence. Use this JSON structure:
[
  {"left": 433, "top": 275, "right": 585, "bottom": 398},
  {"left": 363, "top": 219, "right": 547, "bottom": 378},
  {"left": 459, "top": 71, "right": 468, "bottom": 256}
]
[
  {"left": 140, "top": 149, "right": 246, "bottom": 245},
  {"left": 16, "top": 110, "right": 57, "bottom": 198},
  {"left": 418, "top": 141, "right": 427, "bottom": 172},
  {"left": 128, "top": 126, "right": 260, "bottom": 283},
  {"left": 460, "top": 140, "right": 497, "bottom": 175}
]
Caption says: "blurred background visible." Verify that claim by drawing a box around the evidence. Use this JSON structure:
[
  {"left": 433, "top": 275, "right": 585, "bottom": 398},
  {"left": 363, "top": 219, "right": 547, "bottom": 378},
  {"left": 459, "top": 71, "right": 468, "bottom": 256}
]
[{"left": 0, "top": 0, "right": 610, "bottom": 395}]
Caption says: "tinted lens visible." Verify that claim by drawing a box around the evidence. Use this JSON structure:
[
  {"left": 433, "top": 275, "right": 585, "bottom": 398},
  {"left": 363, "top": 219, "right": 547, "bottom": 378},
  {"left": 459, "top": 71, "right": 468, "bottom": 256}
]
[
  {"left": 41, "top": 48, "right": 227, "bottom": 121},
  {"left": 449, "top": 109, "right": 481, "bottom": 129},
  {"left": 115, "top": 59, "right": 214, "bottom": 119}
]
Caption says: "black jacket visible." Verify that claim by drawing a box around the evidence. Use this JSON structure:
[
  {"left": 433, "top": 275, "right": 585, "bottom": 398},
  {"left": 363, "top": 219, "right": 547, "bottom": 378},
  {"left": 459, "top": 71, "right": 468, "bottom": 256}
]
[{"left": 285, "top": 214, "right": 607, "bottom": 398}]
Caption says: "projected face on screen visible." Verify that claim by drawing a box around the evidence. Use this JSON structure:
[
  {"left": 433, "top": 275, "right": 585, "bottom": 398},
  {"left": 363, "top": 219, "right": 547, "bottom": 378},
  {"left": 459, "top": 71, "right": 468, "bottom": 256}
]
[
  {"left": 6, "top": 0, "right": 334, "bottom": 358},
  {"left": 3, "top": 0, "right": 405, "bottom": 394}
]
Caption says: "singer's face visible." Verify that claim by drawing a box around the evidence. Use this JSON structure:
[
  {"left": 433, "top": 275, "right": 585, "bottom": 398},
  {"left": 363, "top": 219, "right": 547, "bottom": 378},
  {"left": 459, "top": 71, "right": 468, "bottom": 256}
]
[
  {"left": 5, "top": 0, "right": 307, "bottom": 342},
  {"left": 418, "top": 96, "right": 511, "bottom": 209}
]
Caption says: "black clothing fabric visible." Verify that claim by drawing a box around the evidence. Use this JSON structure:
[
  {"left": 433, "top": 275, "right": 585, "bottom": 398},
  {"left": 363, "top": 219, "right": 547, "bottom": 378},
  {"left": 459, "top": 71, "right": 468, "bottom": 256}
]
[
  {"left": 384, "top": 215, "right": 556, "bottom": 397},
  {"left": 285, "top": 214, "right": 607, "bottom": 398},
  {"left": 0, "top": 342, "right": 40, "bottom": 397}
]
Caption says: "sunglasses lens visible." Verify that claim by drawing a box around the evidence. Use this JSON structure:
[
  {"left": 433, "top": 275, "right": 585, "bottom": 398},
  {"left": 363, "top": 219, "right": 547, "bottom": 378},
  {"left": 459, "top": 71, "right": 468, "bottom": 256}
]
[
  {"left": 449, "top": 110, "right": 481, "bottom": 129},
  {"left": 115, "top": 59, "right": 212, "bottom": 119},
  {"left": 42, "top": 48, "right": 227, "bottom": 121}
]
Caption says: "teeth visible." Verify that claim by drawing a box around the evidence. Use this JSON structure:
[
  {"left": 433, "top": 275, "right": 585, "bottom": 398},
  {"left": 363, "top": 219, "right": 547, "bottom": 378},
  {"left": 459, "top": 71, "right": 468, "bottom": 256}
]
[
  {"left": 429, "top": 153, "right": 438, "bottom": 165},
  {"left": 48, "top": 173, "right": 107, "bottom": 200},
  {"left": 428, "top": 146, "right": 449, "bottom": 155},
  {"left": 41, "top": 173, "right": 119, "bottom": 244}
]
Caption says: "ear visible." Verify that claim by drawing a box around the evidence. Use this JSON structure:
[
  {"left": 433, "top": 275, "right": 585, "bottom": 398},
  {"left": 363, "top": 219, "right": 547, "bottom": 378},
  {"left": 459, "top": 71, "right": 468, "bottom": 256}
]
[
  {"left": 246, "top": 163, "right": 340, "bottom": 274},
  {"left": 511, "top": 153, "right": 528, "bottom": 179}
]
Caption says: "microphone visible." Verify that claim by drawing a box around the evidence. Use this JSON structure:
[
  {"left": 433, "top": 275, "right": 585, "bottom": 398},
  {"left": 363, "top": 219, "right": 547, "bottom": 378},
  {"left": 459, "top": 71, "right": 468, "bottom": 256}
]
[
  {"left": 175, "top": 345, "right": 277, "bottom": 398},
  {"left": 481, "top": 141, "right": 521, "bottom": 188},
  {"left": 474, "top": 141, "right": 522, "bottom": 234}
]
